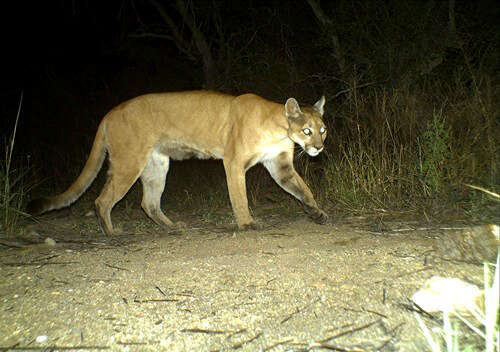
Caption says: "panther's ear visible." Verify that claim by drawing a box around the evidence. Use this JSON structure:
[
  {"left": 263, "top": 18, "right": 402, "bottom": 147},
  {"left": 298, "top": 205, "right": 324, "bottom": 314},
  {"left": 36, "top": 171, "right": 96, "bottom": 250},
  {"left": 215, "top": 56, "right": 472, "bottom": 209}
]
[
  {"left": 285, "top": 98, "right": 302, "bottom": 119},
  {"left": 313, "top": 95, "right": 325, "bottom": 116}
]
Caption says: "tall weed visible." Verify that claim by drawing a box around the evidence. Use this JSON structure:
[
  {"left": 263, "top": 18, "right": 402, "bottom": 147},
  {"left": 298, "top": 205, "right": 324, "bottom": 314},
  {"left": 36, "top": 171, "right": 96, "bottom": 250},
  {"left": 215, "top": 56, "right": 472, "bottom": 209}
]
[
  {"left": 420, "top": 109, "right": 451, "bottom": 197},
  {"left": 302, "top": 71, "right": 498, "bottom": 215},
  {"left": 1, "top": 92, "right": 29, "bottom": 237}
]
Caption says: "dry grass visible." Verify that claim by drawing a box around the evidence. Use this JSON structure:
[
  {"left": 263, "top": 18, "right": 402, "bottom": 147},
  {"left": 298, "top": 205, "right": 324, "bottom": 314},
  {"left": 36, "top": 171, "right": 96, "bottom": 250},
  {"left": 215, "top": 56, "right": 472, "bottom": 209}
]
[
  {"left": 1, "top": 91, "right": 30, "bottom": 237},
  {"left": 296, "top": 73, "right": 499, "bottom": 221}
]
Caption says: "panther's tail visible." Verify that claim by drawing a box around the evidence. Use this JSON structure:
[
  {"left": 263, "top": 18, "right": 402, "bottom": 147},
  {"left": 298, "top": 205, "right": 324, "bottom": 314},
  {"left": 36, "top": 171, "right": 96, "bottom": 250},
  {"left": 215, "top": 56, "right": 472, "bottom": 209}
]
[{"left": 27, "top": 120, "right": 108, "bottom": 215}]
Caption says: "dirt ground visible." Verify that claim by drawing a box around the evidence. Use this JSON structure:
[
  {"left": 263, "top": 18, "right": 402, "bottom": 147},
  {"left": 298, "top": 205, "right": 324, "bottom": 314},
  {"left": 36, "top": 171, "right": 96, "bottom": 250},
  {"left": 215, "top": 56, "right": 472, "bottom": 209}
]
[{"left": 0, "top": 205, "right": 486, "bottom": 351}]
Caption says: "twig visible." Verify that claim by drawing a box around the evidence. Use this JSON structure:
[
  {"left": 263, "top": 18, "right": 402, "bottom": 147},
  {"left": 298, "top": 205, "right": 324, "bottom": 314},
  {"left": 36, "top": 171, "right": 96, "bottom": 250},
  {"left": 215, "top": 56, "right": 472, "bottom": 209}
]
[
  {"left": 133, "top": 298, "right": 179, "bottom": 303},
  {"left": 104, "top": 263, "right": 130, "bottom": 272},
  {"left": 181, "top": 328, "right": 228, "bottom": 334},
  {"left": 400, "top": 300, "right": 439, "bottom": 321},
  {"left": 365, "top": 309, "right": 387, "bottom": 318},
  {"left": 1, "top": 261, "right": 78, "bottom": 267},
  {"left": 0, "top": 346, "right": 110, "bottom": 351},
  {"left": 231, "top": 332, "right": 263, "bottom": 349},
  {"left": 341, "top": 306, "right": 387, "bottom": 318},
  {"left": 280, "top": 307, "right": 300, "bottom": 324},
  {"left": 266, "top": 277, "right": 277, "bottom": 286},
  {"left": 226, "top": 329, "right": 247, "bottom": 338},
  {"left": 117, "top": 341, "right": 148, "bottom": 345},
  {"left": 464, "top": 183, "right": 500, "bottom": 198},
  {"left": 322, "top": 319, "right": 380, "bottom": 341},
  {"left": 263, "top": 338, "right": 293, "bottom": 351},
  {"left": 155, "top": 285, "right": 167, "bottom": 296},
  {"left": 281, "top": 298, "right": 320, "bottom": 324},
  {"left": 309, "top": 341, "right": 367, "bottom": 351}
]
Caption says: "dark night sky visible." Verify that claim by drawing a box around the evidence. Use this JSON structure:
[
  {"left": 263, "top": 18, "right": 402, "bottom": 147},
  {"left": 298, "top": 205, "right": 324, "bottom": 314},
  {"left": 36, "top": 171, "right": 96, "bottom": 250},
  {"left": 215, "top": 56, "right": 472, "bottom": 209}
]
[
  {"left": 5, "top": 0, "right": 500, "bottom": 85},
  {"left": 5, "top": 1, "right": 499, "bottom": 99},
  {"left": 3, "top": 1, "right": 316, "bottom": 129},
  {"left": 4, "top": 1, "right": 315, "bottom": 98},
  {"left": 6, "top": 1, "right": 311, "bottom": 82}
]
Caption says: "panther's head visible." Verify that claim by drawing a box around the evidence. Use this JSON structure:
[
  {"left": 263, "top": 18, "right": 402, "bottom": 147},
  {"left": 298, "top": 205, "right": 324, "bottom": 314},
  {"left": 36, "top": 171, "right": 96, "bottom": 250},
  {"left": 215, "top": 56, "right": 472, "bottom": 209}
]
[{"left": 285, "top": 96, "right": 327, "bottom": 157}]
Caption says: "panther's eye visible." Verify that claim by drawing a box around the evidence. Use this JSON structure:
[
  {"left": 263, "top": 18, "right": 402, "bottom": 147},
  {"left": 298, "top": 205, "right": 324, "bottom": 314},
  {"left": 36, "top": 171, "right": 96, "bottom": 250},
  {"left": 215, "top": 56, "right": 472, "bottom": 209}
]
[
  {"left": 320, "top": 127, "right": 326, "bottom": 134},
  {"left": 303, "top": 128, "right": 312, "bottom": 136}
]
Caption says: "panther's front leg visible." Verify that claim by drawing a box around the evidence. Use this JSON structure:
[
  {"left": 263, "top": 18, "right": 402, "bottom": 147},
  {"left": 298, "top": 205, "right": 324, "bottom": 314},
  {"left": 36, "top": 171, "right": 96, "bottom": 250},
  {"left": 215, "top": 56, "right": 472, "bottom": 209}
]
[
  {"left": 223, "top": 159, "right": 259, "bottom": 229},
  {"left": 263, "top": 152, "right": 328, "bottom": 224}
]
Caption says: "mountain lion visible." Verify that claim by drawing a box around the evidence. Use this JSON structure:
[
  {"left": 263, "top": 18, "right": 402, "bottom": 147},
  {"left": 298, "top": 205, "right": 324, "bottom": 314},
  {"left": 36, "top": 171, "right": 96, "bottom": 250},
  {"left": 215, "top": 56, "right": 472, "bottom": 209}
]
[{"left": 28, "top": 91, "right": 328, "bottom": 235}]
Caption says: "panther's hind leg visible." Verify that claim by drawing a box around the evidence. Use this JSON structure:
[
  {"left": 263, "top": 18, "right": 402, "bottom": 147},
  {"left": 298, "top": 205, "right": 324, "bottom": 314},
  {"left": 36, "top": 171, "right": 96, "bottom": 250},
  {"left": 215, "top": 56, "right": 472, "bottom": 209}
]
[
  {"left": 95, "top": 164, "right": 144, "bottom": 235},
  {"left": 140, "top": 150, "right": 174, "bottom": 227}
]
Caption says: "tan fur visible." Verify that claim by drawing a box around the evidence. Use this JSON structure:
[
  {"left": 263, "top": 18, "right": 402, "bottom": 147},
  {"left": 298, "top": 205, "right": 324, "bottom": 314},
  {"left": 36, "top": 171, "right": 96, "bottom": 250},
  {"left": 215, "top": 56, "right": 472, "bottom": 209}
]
[{"left": 28, "top": 91, "right": 328, "bottom": 235}]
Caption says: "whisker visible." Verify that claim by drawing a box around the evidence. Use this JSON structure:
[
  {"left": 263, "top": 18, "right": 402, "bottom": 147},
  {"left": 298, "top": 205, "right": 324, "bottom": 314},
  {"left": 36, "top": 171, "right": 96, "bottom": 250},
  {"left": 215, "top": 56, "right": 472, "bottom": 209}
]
[{"left": 294, "top": 148, "right": 306, "bottom": 160}]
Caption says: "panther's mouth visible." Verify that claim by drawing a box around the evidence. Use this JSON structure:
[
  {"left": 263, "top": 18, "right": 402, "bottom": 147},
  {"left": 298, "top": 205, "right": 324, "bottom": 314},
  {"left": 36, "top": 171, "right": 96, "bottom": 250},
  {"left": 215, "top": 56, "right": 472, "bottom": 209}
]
[{"left": 306, "top": 146, "right": 323, "bottom": 157}]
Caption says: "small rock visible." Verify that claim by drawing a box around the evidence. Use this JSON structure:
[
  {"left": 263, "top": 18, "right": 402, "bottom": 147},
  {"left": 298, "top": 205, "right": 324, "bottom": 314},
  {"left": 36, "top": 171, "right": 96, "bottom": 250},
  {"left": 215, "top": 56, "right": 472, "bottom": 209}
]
[
  {"left": 44, "top": 237, "right": 57, "bottom": 246},
  {"left": 36, "top": 335, "right": 48, "bottom": 343},
  {"left": 412, "top": 276, "right": 483, "bottom": 315}
]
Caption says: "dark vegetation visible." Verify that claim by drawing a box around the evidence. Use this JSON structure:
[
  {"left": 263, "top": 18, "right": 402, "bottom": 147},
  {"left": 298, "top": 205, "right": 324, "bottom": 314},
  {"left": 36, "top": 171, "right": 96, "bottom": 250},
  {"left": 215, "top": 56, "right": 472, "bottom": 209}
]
[{"left": 1, "top": 0, "right": 499, "bottom": 235}]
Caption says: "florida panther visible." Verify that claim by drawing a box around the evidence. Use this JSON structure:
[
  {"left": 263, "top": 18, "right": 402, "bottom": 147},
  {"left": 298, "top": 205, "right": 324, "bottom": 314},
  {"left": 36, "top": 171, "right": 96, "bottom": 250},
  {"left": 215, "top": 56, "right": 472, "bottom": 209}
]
[{"left": 28, "top": 91, "right": 328, "bottom": 235}]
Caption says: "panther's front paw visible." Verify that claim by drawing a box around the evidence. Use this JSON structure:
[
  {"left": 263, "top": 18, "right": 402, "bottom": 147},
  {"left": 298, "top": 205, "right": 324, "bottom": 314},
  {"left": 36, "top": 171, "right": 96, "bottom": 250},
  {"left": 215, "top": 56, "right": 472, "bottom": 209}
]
[
  {"left": 173, "top": 221, "right": 187, "bottom": 229},
  {"left": 239, "top": 221, "right": 263, "bottom": 231},
  {"left": 310, "top": 209, "right": 329, "bottom": 225}
]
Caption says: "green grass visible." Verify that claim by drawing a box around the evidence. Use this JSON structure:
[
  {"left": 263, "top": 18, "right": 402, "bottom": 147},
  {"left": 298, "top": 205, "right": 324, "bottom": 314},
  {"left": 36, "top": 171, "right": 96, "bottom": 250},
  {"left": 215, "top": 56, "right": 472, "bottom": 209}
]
[{"left": 420, "top": 108, "right": 451, "bottom": 197}]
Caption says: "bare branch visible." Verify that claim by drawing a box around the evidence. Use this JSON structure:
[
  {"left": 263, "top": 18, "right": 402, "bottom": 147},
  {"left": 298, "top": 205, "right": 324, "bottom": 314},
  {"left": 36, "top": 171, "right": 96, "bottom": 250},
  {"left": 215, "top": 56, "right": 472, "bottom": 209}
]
[
  {"left": 305, "top": 0, "right": 346, "bottom": 74},
  {"left": 145, "top": 0, "right": 218, "bottom": 87},
  {"left": 175, "top": 0, "right": 217, "bottom": 87},
  {"left": 147, "top": 0, "right": 196, "bottom": 60},
  {"left": 306, "top": 0, "right": 333, "bottom": 26}
]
